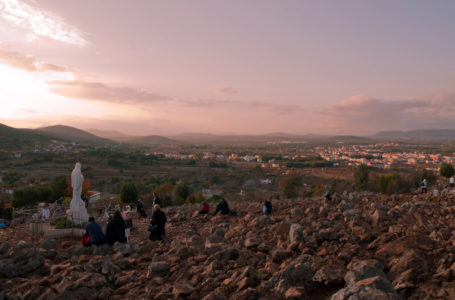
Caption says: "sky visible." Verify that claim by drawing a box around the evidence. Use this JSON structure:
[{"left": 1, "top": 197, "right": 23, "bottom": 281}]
[{"left": 0, "top": 0, "right": 454, "bottom": 136}]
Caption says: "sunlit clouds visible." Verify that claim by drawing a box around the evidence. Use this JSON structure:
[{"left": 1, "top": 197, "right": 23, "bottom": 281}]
[
  {"left": 0, "top": 0, "right": 86, "bottom": 46},
  {"left": 0, "top": 1, "right": 454, "bottom": 135}
]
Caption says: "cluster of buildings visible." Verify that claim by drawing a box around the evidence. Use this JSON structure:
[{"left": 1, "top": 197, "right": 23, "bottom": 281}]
[{"left": 316, "top": 144, "right": 455, "bottom": 169}]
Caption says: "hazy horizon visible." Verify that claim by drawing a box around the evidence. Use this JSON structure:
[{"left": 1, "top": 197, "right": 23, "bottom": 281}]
[{"left": 1, "top": 0, "right": 455, "bottom": 135}]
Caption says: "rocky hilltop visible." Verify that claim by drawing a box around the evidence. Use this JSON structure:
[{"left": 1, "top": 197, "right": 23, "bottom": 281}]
[{"left": 1, "top": 190, "right": 455, "bottom": 299}]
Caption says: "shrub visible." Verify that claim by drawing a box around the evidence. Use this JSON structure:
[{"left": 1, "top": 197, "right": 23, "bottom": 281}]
[
  {"left": 279, "top": 172, "right": 302, "bottom": 199},
  {"left": 120, "top": 182, "right": 138, "bottom": 204},
  {"left": 440, "top": 163, "right": 455, "bottom": 179},
  {"left": 354, "top": 164, "right": 369, "bottom": 190}
]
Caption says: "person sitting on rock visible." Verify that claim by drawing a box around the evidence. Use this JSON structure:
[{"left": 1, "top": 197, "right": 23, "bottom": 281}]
[
  {"left": 199, "top": 201, "right": 210, "bottom": 214},
  {"left": 148, "top": 204, "right": 167, "bottom": 241},
  {"left": 85, "top": 216, "right": 106, "bottom": 246},
  {"left": 213, "top": 198, "right": 230, "bottom": 216},
  {"left": 324, "top": 188, "right": 332, "bottom": 201},
  {"left": 263, "top": 199, "right": 272, "bottom": 215},
  {"left": 106, "top": 210, "right": 127, "bottom": 245}
]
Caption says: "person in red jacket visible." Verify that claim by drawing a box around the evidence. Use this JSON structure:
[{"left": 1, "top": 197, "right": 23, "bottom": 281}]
[{"left": 199, "top": 201, "right": 210, "bottom": 214}]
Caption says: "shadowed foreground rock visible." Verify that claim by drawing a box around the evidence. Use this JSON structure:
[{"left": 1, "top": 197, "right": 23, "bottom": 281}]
[{"left": 1, "top": 190, "right": 455, "bottom": 299}]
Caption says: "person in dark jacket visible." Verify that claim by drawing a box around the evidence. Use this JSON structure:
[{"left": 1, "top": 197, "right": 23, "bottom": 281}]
[
  {"left": 137, "top": 199, "right": 147, "bottom": 218},
  {"left": 149, "top": 205, "right": 167, "bottom": 241},
  {"left": 85, "top": 216, "right": 106, "bottom": 246},
  {"left": 106, "top": 210, "right": 127, "bottom": 245},
  {"left": 263, "top": 199, "right": 272, "bottom": 215},
  {"left": 213, "top": 198, "right": 230, "bottom": 215}
]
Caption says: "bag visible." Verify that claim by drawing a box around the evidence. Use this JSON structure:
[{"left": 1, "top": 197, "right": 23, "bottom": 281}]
[
  {"left": 81, "top": 233, "right": 90, "bottom": 247},
  {"left": 148, "top": 224, "right": 158, "bottom": 232},
  {"left": 229, "top": 209, "right": 237, "bottom": 216},
  {"left": 263, "top": 205, "right": 267, "bottom": 213}
]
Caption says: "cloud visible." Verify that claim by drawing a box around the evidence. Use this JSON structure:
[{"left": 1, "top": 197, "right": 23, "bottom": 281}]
[
  {"left": 320, "top": 94, "right": 455, "bottom": 134},
  {"left": 215, "top": 86, "right": 238, "bottom": 95},
  {"left": 48, "top": 80, "right": 171, "bottom": 104},
  {"left": 0, "top": 0, "right": 87, "bottom": 46},
  {"left": 1, "top": 48, "right": 300, "bottom": 116},
  {"left": 0, "top": 49, "right": 75, "bottom": 73}
]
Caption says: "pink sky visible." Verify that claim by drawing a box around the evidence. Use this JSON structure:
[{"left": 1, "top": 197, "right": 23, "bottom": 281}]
[{"left": 0, "top": 0, "right": 454, "bottom": 135}]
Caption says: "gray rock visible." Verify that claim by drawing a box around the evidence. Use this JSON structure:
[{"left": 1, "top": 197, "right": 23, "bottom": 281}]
[
  {"left": 148, "top": 261, "right": 170, "bottom": 277},
  {"left": 266, "top": 255, "right": 313, "bottom": 294},
  {"left": 0, "top": 242, "right": 9, "bottom": 255},
  {"left": 93, "top": 244, "right": 112, "bottom": 256},
  {"left": 289, "top": 223, "right": 304, "bottom": 243},
  {"left": 39, "top": 239, "right": 57, "bottom": 251}
]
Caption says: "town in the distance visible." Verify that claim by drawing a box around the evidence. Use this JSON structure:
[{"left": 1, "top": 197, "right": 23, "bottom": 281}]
[{"left": 1, "top": 122, "right": 455, "bottom": 299}]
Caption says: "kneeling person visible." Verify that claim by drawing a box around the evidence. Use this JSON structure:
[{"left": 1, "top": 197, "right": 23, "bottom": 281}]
[{"left": 85, "top": 216, "right": 106, "bottom": 246}]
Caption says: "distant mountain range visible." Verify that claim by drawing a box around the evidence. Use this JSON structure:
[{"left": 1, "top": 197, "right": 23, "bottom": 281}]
[
  {"left": 37, "top": 125, "right": 112, "bottom": 145},
  {"left": 1, "top": 122, "right": 455, "bottom": 151},
  {"left": 372, "top": 129, "right": 455, "bottom": 140},
  {"left": 87, "top": 129, "right": 183, "bottom": 145}
]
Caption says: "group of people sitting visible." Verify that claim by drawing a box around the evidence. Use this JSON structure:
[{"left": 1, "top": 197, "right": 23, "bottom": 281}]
[
  {"left": 83, "top": 203, "right": 167, "bottom": 247},
  {"left": 198, "top": 198, "right": 272, "bottom": 216},
  {"left": 84, "top": 196, "right": 273, "bottom": 247}
]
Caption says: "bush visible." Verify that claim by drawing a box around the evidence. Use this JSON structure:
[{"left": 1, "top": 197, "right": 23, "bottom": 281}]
[
  {"left": 120, "top": 182, "right": 138, "bottom": 204},
  {"left": 279, "top": 172, "right": 302, "bottom": 199},
  {"left": 13, "top": 185, "right": 54, "bottom": 208},
  {"left": 54, "top": 216, "right": 72, "bottom": 229},
  {"left": 354, "top": 164, "right": 369, "bottom": 190},
  {"left": 374, "top": 173, "right": 413, "bottom": 194},
  {"left": 440, "top": 163, "right": 455, "bottom": 179},
  {"left": 173, "top": 183, "right": 192, "bottom": 206}
]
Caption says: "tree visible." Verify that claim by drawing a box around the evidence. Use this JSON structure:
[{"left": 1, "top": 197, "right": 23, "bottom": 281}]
[
  {"left": 120, "top": 182, "right": 138, "bottom": 204},
  {"left": 440, "top": 163, "right": 455, "bottom": 179},
  {"left": 82, "top": 179, "right": 91, "bottom": 196},
  {"left": 279, "top": 172, "right": 302, "bottom": 199},
  {"left": 354, "top": 164, "right": 369, "bottom": 190},
  {"left": 173, "top": 183, "right": 192, "bottom": 205}
]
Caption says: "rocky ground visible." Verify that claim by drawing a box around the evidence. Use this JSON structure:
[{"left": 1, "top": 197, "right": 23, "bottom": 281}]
[{"left": 1, "top": 189, "right": 455, "bottom": 299}]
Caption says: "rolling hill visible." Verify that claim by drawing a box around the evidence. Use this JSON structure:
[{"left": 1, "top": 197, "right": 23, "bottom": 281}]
[
  {"left": 373, "top": 129, "right": 455, "bottom": 140},
  {"left": 36, "top": 125, "right": 113, "bottom": 145},
  {"left": 0, "top": 123, "right": 51, "bottom": 150}
]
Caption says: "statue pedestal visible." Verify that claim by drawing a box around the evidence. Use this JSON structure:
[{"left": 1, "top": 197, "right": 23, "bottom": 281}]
[{"left": 69, "top": 199, "right": 89, "bottom": 225}]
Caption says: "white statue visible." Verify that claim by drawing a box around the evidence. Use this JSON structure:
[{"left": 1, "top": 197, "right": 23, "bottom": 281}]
[{"left": 69, "top": 162, "right": 89, "bottom": 224}]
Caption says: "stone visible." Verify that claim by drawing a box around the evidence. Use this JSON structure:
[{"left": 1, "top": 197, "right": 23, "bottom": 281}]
[
  {"left": 0, "top": 242, "right": 9, "bottom": 255},
  {"left": 93, "top": 244, "right": 112, "bottom": 256},
  {"left": 172, "top": 283, "right": 194, "bottom": 296},
  {"left": 39, "top": 239, "right": 57, "bottom": 251},
  {"left": 285, "top": 286, "right": 305, "bottom": 299},
  {"left": 313, "top": 264, "right": 345, "bottom": 286},
  {"left": 272, "top": 249, "right": 291, "bottom": 263},
  {"left": 148, "top": 261, "right": 170, "bottom": 277},
  {"left": 289, "top": 223, "right": 304, "bottom": 243}
]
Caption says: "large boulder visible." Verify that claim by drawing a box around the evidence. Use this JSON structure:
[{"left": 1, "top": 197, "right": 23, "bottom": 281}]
[
  {"left": 331, "top": 260, "right": 399, "bottom": 300},
  {"left": 264, "top": 255, "right": 313, "bottom": 295}
]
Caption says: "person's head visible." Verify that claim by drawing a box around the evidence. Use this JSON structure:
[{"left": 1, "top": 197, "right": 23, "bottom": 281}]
[
  {"left": 75, "top": 162, "right": 81, "bottom": 170},
  {"left": 138, "top": 199, "right": 142, "bottom": 203},
  {"left": 89, "top": 216, "right": 95, "bottom": 222},
  {"left": 222, "top": 198, "right": 226, "bottom": 202},
  {"left": 114, "top": 210, "right": 122, "bottom": 219},
  {"left": 153, "top": 204, "right": 161, "bottom": 211}
]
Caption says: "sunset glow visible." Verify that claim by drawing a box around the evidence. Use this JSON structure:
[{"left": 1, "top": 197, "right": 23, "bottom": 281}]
[{"left": 0, "top": 0, "right": 454, "bottom": 135}]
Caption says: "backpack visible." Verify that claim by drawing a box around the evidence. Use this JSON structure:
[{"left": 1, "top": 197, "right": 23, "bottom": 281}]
[{"left": 81, "top": 233, "right": 90, "bottom": 247}]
